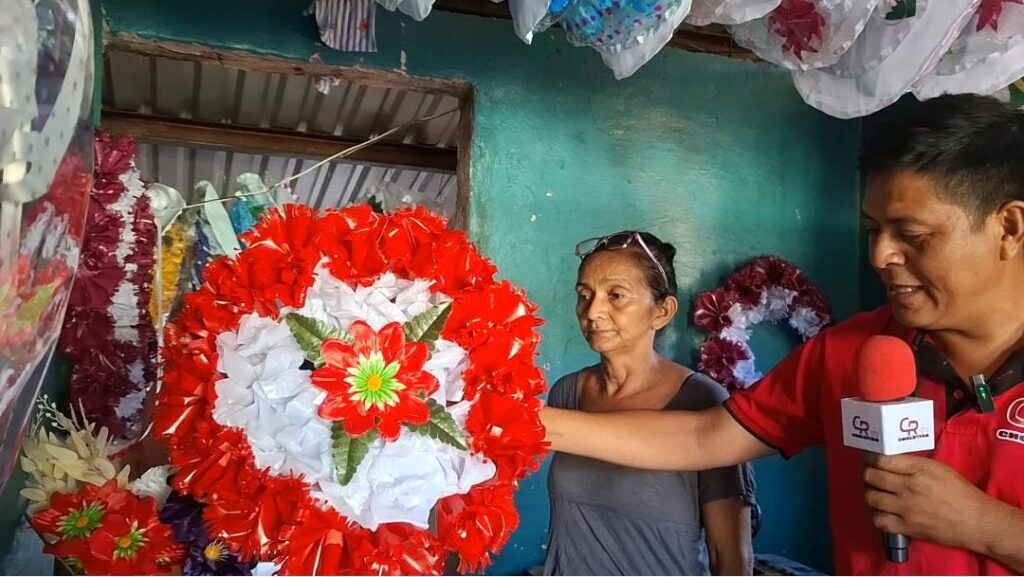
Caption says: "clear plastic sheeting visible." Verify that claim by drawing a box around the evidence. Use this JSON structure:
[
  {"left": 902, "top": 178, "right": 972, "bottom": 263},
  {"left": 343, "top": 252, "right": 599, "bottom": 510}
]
[
  {"left": 508, "top": 0, "right": 555, "bottom": 43},
  {"left": 793, "top": 0, "right": 981, "bottom": 118},
  {"left": 377, "top": 0, "right": 436, "bottom": 21},
  {"left": 731, "top": 0, "right": 880, "bottom": 71},
  {"left": 603, "top": 0, "right": 695, "bottom": 78},
  {"left": 0, "top": 0, "right": 94, "bottom": 491},
  {"left": 309, "top": 0, "right": 1021, "bottom": 115},
  {"left": 712, "top": 0, "right": 782, "bottom": 25},
  {"left": 914, "top": 2, "right": 1024, "bottom": 99}
]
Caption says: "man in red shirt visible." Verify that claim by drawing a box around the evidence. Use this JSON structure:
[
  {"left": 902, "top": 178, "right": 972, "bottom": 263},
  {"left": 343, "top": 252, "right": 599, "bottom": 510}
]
[{"left": 542, "top": 94, "right": 1024, "bottom": 575}]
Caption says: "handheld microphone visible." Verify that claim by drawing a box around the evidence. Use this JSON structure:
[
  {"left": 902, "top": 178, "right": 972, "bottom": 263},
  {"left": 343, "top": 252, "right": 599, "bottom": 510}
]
[{"left": 841, "top": 335, "right": 935, "bottom": 564}]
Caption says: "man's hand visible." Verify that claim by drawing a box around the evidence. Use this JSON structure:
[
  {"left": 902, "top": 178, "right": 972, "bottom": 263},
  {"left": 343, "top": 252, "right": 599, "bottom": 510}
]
[{"left": 862, "top": 453, "right": 991, "bottom": 551}]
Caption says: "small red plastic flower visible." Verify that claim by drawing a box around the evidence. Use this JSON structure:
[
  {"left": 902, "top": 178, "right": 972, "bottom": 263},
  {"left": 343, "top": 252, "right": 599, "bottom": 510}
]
[
  {"left": 977, "top": 0, "right": 1024, "bottom": 32},
  {"left": 32, "top": 481, "right": 182, "bottom": 575},
  {"left": 697, "top": 337, "right": 752, "bottom": 391},
  {"left": 436, "top": 484, "right": 518, "bottom": 573},
  {"left": 31, "top": 480, "right": 128, "bottom": 542},
  {"left": 466, "top": 391, "right": 547, "bottom": 482},
  {"left": 769, "top": 0, "right": 826, "bottom": 60},
  {"left": 312, "top": 321, "right": 439, "bottom": 441},
  {"left": 692, "top": 288, "right": 738, "bottom": 333}
]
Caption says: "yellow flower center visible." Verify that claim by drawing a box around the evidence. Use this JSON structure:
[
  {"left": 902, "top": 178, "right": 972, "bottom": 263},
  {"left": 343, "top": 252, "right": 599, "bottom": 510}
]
[
  {"left": 365, "top": 374, "right": 384, "bottom": 391},
  {"left": 75, "top": 516, "right": 91, "bottom": 528},
  {"left": 203, "top": 541, "right": 228, "bottom": 562},
  {"left": 116, "top": 536, "right": 134, "bottom": 549}
]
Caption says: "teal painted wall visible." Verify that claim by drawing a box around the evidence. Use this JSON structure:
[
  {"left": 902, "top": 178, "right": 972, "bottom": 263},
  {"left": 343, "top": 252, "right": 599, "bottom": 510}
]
[{"left": 87, "top": 2, "right": 861, "bottom": 574}]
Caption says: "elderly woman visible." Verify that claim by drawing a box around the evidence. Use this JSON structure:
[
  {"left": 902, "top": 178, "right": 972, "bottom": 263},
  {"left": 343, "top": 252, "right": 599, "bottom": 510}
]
[{"left": 544, "top": 231, "right": 756, "bottom": 576}]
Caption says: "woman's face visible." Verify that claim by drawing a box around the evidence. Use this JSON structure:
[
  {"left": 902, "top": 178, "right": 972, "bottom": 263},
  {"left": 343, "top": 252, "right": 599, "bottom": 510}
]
[{"left": 575, "top": 250, "right": 673, "bottom": 355}]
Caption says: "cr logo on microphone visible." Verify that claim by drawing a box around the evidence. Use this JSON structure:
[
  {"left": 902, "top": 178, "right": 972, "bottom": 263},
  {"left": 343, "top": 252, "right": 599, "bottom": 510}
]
[
  {"left": 899, "top": 418, "right": 919, "bottom": 434},
  {"left": 850, "top": 415, "right": 878, "bottom": 441},
  {"left": 853, "top": 415, "right": 870, "bottom": 433}
]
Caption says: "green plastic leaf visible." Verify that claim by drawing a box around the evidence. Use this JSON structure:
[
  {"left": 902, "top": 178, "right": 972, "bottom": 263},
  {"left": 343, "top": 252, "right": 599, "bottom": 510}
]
[
  {"left": 407, "top": 398, "right": 467, "bottom": 450},
  {"left": 332, "top": 424, "right": 376, "bottom": 486},
  {"left": 1011, "top": 79, "right": 1024, "bottom": 107},
  {"left": 402, "top": 302, "right": 452, "bottom": 350},
  {"left": 367, "top": 196, "right": 385, "bottom": 214},
  {"left": 284, "top": 313, "right": 350, "bottom": 367},
  {"left": 885, "top": 0, "right": 916, "bottom": 20}
]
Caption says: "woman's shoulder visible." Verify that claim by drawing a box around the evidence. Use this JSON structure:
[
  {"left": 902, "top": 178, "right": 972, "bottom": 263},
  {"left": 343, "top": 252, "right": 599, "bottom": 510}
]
[
  {"left": 547, "top": 369, "right": 587, "bottom": 409},
  {"left": 673, "top": 370, "right": 731, "bottom": 410}
]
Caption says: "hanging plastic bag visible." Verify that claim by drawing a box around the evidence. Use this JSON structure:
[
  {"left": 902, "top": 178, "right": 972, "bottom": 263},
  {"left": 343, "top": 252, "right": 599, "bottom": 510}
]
[
  {"left": 792, "top": 0, "right": 980, "bottom": 118},
  {"left": 0, "top": 0, "right": 95, "bottom": 491},
  {"left": 731, "top": 0, "right": 880, "bottom": 71},
  {"left": 508, "top": 0, "right": 556, "bottom": 43},
  {"left": 914, "top": 1, "right": 1024, "bottom": 99},
  {"left": 602, "top": 0, "right": 695, "bottom": 78},
  {"left": 714, "top": 0, "right": 783, "bottom": 25}
]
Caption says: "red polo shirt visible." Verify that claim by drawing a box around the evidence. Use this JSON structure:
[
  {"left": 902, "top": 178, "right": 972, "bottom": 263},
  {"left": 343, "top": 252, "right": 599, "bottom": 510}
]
[{"left": 724, "top": 307, "right": 1024, "bottom": 575}]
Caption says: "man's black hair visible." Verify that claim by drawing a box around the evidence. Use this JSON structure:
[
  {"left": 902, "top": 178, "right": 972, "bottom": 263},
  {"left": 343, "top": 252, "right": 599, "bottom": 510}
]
[{"left": 860, "top": 94, "right": 1024, "bottom": 223}]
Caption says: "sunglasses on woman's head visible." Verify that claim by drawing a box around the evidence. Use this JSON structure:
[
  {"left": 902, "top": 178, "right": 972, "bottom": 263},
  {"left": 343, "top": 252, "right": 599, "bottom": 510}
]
[{"left": 574, "top": 231, "right": 669, "bottom": 288}]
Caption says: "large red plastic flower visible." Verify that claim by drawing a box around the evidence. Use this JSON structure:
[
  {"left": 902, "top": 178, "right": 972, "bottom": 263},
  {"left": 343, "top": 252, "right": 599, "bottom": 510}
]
[{"left": 312, "top": 321, "right": 439, "bottom": 440}]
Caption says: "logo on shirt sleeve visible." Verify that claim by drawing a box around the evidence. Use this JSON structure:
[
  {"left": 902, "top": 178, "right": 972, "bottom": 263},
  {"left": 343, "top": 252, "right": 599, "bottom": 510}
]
[{"left": 996, "top": 398, "right": 1024, "bottom": 445}]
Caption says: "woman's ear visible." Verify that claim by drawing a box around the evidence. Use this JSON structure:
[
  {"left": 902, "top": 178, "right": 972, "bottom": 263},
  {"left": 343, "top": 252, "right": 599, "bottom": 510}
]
[{"left": 653, "top": 295, "right": 678, "bottom": 331}]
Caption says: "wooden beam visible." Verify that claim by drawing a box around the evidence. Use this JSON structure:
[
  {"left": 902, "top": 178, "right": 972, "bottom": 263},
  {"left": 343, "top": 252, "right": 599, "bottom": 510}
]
[
  {"left": 104, "top": 34, "right": 473, "bottom": 98},
  {"left": 100, "top": 110, "right": 459, "bottom": 171},
  {"left": 431, "top": 0, "right": 756, "bottom": 61}
]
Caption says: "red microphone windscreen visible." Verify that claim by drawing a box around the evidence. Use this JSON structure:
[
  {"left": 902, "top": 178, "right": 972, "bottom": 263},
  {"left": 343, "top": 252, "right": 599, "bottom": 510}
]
[{"left": 854, "top": 335, "right": 917, "bottom": 402}]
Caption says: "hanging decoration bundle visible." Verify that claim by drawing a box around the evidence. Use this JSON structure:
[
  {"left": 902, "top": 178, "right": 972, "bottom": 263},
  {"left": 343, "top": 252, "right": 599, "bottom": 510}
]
[
  {"left": 154, "top": 204, "right": 549, "bottom": 574},
  {"left": 58, "top": 133, "right": 158, "bottom": 441},
  {"left": 313, "top": 0, "right": 1024, "bottom": 117}
]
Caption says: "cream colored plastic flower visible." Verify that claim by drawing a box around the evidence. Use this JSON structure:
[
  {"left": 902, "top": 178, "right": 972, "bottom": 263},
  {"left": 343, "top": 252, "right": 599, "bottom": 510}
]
[{"left": 19, "top": 397, "right": 129, "bottom": 514}]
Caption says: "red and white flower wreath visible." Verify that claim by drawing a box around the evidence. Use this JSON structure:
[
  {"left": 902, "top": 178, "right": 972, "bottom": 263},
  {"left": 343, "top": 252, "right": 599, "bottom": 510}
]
[
  {"left": 691, "top": 256, "right": 831, "bottom": 391},
  {"left": 154, "top": 204, "right": 549, "bottom": 575}
]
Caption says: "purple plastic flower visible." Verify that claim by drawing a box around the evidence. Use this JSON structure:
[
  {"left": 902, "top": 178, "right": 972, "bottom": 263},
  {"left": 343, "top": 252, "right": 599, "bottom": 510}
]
[{"left": 159, "top": 491, "right": 257, "bottom": 576}]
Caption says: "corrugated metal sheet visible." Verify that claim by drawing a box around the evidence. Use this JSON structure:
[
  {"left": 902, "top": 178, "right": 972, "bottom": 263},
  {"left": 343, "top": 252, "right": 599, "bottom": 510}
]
[{"left": 102, "top": 49, "right": 460, "bottom": 217}]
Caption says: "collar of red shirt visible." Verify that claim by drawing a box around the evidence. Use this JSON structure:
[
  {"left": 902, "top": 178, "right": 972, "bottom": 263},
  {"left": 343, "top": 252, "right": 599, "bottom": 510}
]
[{"left": 888, "top": 319, "right": 1024, "bottom": 418}]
